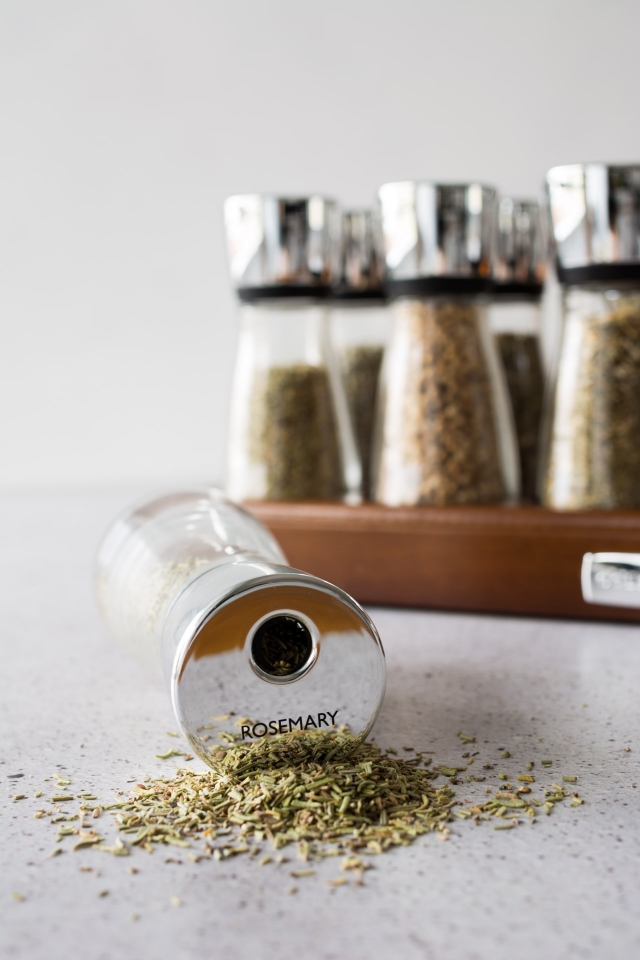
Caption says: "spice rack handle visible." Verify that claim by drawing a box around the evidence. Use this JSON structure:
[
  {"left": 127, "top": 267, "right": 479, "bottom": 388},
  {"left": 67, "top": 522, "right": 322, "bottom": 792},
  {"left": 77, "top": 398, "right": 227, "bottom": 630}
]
[{"left": 581, "top": 552, "right": 640, "bottom": 608}]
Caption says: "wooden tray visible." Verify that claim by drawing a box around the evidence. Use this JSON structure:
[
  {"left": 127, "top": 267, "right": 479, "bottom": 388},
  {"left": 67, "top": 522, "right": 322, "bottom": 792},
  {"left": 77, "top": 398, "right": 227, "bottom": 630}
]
[{"left": 247, "top": 502, "right": 640, "bottom": 623}]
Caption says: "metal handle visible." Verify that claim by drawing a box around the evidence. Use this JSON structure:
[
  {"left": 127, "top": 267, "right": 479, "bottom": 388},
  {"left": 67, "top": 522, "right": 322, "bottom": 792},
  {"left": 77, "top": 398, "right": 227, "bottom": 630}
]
[{"left": 581, "top": 552, "right": 640, "bottom": 608}]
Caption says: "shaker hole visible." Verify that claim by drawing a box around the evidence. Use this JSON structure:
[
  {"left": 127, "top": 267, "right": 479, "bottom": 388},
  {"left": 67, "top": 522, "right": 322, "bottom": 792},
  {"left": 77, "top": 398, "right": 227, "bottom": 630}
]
[{"left": 250, "top": 615, "right": 313, "bottom": 678}]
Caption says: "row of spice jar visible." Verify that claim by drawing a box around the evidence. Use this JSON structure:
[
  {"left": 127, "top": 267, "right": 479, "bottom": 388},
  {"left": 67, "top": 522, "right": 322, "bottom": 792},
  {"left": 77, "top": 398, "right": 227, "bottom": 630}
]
[{"left": 224, "top": 165, "right": 640, "bottom": 511}]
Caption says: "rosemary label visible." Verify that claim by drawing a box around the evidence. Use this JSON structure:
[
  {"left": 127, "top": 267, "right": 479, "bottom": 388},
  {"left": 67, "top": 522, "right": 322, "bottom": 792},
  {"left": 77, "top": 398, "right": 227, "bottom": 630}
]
[{"left": 240, "top": 711, "right": 339, "bottom": 740}]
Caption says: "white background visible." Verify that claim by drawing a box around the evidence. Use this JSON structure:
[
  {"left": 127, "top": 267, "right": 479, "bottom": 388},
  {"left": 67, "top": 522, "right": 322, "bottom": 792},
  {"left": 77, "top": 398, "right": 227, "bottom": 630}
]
[{"left": 2, "top": 0, "right": 640, "bottom": 488}]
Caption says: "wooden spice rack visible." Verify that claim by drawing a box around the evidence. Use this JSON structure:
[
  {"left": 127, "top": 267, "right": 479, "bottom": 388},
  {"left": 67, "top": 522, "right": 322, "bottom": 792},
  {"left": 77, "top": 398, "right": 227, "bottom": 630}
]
[{"left": 246, "top": 502, "right": 640, "bottom": 623}]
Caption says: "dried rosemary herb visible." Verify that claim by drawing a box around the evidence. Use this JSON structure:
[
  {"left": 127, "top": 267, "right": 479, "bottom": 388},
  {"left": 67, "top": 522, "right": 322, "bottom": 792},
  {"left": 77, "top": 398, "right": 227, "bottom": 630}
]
[
  {"left": 111, "top": 731, "right": 455, "bottom": 858},
  {"left": 377, "top": 299, "right": 506, "bottom": 505},
  {"left": 34, "top": 731, "right": 587, "bottom": 875},
  {"left": 496, "top": 333, "right": 544, "bottom": 502},
  {"left": 341, "top": 346, "right": 384, "bottom": 499},
  {"left": 261, "top": 365, "right": 343, "bottom": 500},
  {"left": 544, "top": 297, "right": 640, "bottom": 509}
]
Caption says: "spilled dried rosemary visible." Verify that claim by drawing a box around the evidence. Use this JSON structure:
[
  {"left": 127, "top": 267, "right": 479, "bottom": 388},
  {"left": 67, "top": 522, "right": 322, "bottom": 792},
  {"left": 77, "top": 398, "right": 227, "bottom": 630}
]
[{"left": 33, "top": 730, "right": 587, "bottom": 876}]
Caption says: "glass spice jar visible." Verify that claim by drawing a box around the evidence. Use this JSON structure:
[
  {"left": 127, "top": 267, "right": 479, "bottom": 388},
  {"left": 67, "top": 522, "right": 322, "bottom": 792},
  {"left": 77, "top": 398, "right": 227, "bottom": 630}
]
[
  {"left": 95, "top": 489, "right": 386, "bottom": 766},
  {"left": 491, "top": 198, "right": 547, "bottom": 502},
  {"left": 372, "top": 181, "right": 520, "bottom": 506},
  {"left": 224, "top": 195, "right": 361, "bottom": 503},
  {"left": 330, "top": 210, "right": 389, "bottom": 500},
  {"left": 543, "top": 164, "right": 640, "bottom": 509}
]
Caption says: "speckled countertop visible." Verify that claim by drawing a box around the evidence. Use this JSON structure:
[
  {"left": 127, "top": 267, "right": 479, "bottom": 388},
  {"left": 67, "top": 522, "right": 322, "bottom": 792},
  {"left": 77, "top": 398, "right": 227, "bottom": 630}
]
[{"left": 1, "top": 490, "right": 639, "bottom": 960}]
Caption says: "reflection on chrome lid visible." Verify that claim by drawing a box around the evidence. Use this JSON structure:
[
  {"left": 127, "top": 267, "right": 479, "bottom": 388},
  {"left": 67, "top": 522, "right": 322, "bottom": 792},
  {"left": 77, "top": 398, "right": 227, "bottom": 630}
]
[
  {"left": 494, "top": 197, "right": 547, "bottom": 287},
  {"left": 377, "top": 181, "right": 497, "bottom": 282},
  {"left": 547, "top": 164, "right": 640, "bottom": 277},
  {"left": 336, "top": 209, "right": 385, "bottom": 295},
  {"left": 224, "top": 195, "right": 341, "bottom": 293}
]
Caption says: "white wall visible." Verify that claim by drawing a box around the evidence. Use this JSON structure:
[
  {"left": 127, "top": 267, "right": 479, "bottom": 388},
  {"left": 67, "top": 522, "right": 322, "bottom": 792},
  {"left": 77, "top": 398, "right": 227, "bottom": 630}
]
[{"left": 2, "top": 0, "right": 640, "bottom": 487}]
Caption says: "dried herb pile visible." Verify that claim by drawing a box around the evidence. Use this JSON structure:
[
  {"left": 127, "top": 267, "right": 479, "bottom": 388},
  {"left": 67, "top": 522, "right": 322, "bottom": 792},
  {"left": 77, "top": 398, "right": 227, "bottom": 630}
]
[
  {"left": 377, "top": 299, "right": 506, "bottom": 505},
  {"left": 545, "top": 297, "right": 640, "bottom": 509},
  {"left": 496, "top": 333, "right": 544, "bottom": 502},
  {"left": 259, "top": 364, "right": 344, "bottom": 500},
  {"left": 341, "top": 345, "right": 384, "bottom": 499},
  {"left": 30, "top": 729, "right": 586, "bottom": 877}
]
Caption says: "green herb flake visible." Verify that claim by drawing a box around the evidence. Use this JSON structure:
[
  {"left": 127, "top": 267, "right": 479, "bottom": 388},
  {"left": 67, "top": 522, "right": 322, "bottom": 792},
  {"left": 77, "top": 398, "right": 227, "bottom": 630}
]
[{"left": 457, "top": 731, "right": 476, "bottom": 744}]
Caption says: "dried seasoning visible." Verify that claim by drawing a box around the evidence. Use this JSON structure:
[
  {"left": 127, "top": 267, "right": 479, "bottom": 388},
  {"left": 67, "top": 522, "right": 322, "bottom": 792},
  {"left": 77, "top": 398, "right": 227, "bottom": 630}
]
[
  {"left": 259, "top": 365, "right": 344, "bottom": 500},
  {"left": 377, "top": 299, "right": 506, "bottom": 505},
  {"left": 496, "top": 334, "right": 544, "bottom": 502},
  {"left": 544, "top": 297, "right": 640, "bottom": 509},
  {"left": 34, "top": 732, "right": 587, "bottom": 877},
  {"left": 341, "top": 346, "right": 384, "bottom": 499},
  {"left": 110, "top": 731, "right": 455, "bottom": 859}
]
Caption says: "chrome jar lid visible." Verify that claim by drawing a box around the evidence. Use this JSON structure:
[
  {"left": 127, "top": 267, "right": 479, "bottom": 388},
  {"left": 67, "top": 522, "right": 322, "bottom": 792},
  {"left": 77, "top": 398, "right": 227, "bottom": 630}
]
[
  {"left": 333, "top": 209, "right": 385, "bottom": 302},
  {"left": 224, "top": 194, "right": 341, "bottom": 301},
  {"left": 377, "top": 181, "right": 497, "bottom": 298},
  {"left": 547, "top": 164, "right": 640, "bottom": 285},
  {"left": 493, "top": 198, "right": 546, "bottom": 300}
]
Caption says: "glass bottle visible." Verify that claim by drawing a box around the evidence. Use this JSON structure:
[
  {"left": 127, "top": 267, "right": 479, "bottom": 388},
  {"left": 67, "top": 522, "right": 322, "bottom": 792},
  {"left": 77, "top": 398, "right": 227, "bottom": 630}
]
[
  {"left": 491, "top": 198, "right": 547, "bottom": 502},
  {"left": 543, "top": 164, "right": 640, "bottom": 509},
  {"left": 95, "top": 489, "right": 386, "bottom": 766},
  {"left": 224, "top": 195, "right": 361, "bottom": 503},
  {"left": 372, "top": 181, "right": 520, "bottom": 506},
  {"left": 331, "top": 210, "right": 389, "bottom": 499}
]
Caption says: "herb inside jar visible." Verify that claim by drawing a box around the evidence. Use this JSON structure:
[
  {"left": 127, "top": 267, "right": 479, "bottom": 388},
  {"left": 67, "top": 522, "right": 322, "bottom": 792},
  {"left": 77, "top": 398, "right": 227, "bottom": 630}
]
[
  {"left": 376, "top": 299, "right": 506, "bottom": 505},
  {"left": 496, "top": 334, "right": 544, "bottom": 502},
  {"left": 341, "top": 346, "right": 384, "bottom": 500},
  {"left": 544, "top": 297, "right": 640, "bottom": 509},
  {"left": 260, "top": 364, "right": 343, "bottom": 500}
]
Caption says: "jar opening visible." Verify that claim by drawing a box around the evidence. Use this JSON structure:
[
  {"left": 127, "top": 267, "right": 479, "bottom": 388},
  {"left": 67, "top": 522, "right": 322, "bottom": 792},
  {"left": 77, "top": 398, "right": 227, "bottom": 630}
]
[{"left": 250, "top": 614, "right": 314, "bottom": 679}]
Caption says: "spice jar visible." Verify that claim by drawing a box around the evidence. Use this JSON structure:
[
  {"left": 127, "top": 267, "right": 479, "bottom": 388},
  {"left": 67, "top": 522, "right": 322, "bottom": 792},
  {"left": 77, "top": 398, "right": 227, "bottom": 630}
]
[
  {"left": 331, "top": 210, "right": 389, "bottom": 499},
  {"left": 95, "top": 489, "right": 385, "bottom": 766},
  {"left": 491, "top": 198, "right": 547, "bottom": 502},
  {"left": 372, "top": 181, "right": 519, "bottom": 506},
  {"left": 543, "top": 164, "right": 640, "bottom": 509},
  {"left": 224, "top": 195, "right": 361, "bottom": 503}
]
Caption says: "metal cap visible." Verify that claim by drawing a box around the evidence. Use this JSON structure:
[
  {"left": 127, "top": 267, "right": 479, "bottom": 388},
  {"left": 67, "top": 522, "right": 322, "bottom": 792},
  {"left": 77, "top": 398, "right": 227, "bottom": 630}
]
[
  {"left": 547, "top": 164, "right": 640, "bottom": 284},
  {"left": 582, "top": 552, "right": 640, "bottom": 609},
  {"left": 334, "top": 210, "right": 385, "bottom": 301},
  {"left": 224, "top": 195, "right": 340, "bottom": 301},
  {"left": 493, "top": 198, "right": 546, "bottom": 299},
  {"left": 377, "top": 181, "right": 497, "bottom": 297}
]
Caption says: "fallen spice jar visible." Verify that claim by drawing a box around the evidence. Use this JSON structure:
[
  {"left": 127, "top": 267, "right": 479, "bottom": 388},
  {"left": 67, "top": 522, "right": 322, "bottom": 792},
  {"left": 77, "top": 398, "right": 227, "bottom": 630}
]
[{"left": 95, "top": 490, "right": 386, "bottom": 765}]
